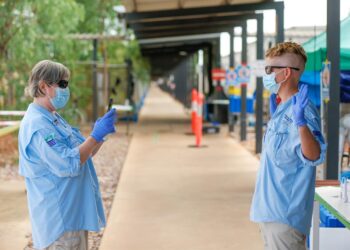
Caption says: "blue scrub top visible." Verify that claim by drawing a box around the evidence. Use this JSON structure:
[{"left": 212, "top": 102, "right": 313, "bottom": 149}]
[
  {"left": 18, "top": 103, "right": 106, "bottom": 249},
  {"left": 250, "top": 95, "right": 327, "bottom": 236}
]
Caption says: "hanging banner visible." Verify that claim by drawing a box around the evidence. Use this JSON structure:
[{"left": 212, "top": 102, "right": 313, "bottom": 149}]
[
  {"left": 320, "top": 60, "right": 331, "bottom": 101},
  {"left": 320, "top": 59, "right": 331, "bottom": 136}
]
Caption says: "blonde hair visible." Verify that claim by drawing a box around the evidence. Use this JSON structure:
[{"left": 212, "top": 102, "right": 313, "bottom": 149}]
[
  {"left": 265, "top": 42, "right": 307, "bottom": 66},
  {"left": 27, "top": 60, "right": 70, "bottom": 98}
]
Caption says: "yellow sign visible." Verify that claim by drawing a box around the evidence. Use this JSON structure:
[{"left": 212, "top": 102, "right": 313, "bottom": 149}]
[{"left": 228, "top": 86, "right": 235, "bottom": 95}]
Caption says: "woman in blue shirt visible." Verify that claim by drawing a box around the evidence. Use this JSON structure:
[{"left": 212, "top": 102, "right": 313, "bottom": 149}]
[{"left": 18, "top": 60, "right": 117, "bottom": 249}]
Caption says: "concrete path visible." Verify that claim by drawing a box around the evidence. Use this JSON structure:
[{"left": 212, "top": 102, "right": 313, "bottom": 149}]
[
  {"left": 100, "top": 85, "right": 263, "bottom": 250},
  {"left": 0, "top": 180, "right": 30, "bottom": 250}
]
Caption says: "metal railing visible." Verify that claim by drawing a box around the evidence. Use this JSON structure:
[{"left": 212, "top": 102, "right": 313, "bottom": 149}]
[{"left": 0, "top": 110, "right": 25, "bottom": 138}]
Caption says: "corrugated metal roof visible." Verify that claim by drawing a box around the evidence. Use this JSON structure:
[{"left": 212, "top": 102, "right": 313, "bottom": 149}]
[{"left": 122, "top": 0, "right": 268, "bottom": 13}]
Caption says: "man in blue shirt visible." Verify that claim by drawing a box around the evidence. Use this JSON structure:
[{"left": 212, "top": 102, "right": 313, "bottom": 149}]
[
  {"left": 19, "top": 60, "right": 117, "bottom": 249},
  {"left": 250, "top": 42, "right": 327, "bottom": 250}
]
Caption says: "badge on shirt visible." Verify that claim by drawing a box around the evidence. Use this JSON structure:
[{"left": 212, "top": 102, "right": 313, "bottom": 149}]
[
  {"left": 44, "top": 133, "right": 57, "bottom": 147},
  {"left": 283, "top": 114, "right": 293, "bottom": 124}
]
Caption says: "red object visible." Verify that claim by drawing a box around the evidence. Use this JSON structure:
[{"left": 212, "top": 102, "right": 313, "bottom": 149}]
[
  {"left": 212, "top": 68, "right": 226, "bottom": 81},
  {"left": 196, "top": 93, "right": 204, "bottom": 147},
  {"left": 316, "top": 180, "right": 339, "bottom": 187},
  {"left": 191, "top": 89, "right": 198, "bottom": 134},
  {"left": 276, "top": 95, "right": 282, "bottom": 105}
]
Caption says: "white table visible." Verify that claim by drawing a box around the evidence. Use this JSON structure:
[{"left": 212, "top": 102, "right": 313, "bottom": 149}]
[
  {"left": 206, "top": 99, "right": 229, "bottom": 105},
  {"left": 111, "top": 104, "right": 133, "bottom": 112},
  {"left": 311, "top": 186, "right": 350, "bottom": 250},
  {"left": 111, "top": 104, "right": 133, "bottom": 135}
]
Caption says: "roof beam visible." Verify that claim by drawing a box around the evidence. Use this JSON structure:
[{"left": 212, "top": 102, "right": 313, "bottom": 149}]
[
  {"left": 132, "top": 0, "right": 137, "bottom": 12},
  {"left": 138, "top": 33, "right": 221, "bottom": 45},
  {"left": 133, "top": 19, "right": 243, "bottom": 33},
  {"left": 128, "top": 13, "right": 257, "bottom": 30},
  {"left": 135, "top": 24, "right": 241, "bottom": 39},
  {"left": 133, "top": 19, "right": 247, "bottom": 39},
  {"left": 141, "top": 42, "right": 211, "bottom": 55},
  {"left": 140, "top": 38, "right": 219, "bottom": 50},
  {"left": 125, "top": 1, "right": 283, "bottom": 21}
]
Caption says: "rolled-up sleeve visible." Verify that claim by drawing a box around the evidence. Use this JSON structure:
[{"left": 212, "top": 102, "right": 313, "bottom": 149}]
[
  {"left": 296, "top": 111, "right": 327, "bottom": 167},
  {"left": 30, "top": 128, "right": 82, "bottom": 177}
]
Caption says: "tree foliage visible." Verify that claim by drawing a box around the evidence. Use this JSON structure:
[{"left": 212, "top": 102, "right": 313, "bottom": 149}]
[{"left": 0, "top": 0, "right": 149, "bottom": 122}]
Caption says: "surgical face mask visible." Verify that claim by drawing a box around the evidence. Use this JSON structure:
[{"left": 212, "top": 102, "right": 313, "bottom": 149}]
[
  {"left": 262, "top": 69, "right": 286, "bottom": 94},
  {"left": 50, "top": 87, "right": 70, "bottom": 110}
]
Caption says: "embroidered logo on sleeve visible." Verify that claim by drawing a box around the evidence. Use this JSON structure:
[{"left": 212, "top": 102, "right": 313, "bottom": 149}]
[{"left": 44, "top": 133, "right": 57, "bottom": 147}]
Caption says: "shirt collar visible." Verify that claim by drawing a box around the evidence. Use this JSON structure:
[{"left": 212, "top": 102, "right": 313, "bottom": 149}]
[
  {"left": 278, "top": 92, "right": 298, "bottom": 109},
  {"left": 29, "top": 102, "right": 56, "bottom": 122}
]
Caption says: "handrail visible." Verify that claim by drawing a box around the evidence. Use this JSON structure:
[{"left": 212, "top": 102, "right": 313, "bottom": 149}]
[
  {"left": 0, "top": 110, "right": 26, "bottom": 116},
  {"left": 0, "top": 123, "right": 20, "bottom": 138}
]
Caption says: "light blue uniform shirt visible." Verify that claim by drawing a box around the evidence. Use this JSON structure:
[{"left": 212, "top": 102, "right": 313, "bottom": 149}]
[
  {"left": 250, "top": 95, "right": 327, "bottom": 235},
  {"left": 18, "top": 103, "right": 106, "bottom": 249}
]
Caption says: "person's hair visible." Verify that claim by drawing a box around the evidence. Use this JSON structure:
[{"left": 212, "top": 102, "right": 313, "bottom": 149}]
[
  {"left": 26, "top": 60, "right": 70, "bottom": 98},
  {"left": 265, "top": 42, "right": 307, "bottom": 66}
]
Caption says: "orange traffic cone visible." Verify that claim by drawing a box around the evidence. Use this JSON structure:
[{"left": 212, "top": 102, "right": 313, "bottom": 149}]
[
  {"left": 196, "top": 93, "right": 204, "bottom": 147},
  {"left": 191, "top": 89, "right": 198, "bottom": 134}
]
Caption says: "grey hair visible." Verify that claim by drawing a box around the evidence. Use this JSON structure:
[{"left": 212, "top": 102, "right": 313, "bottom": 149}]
[{"left": 26, "top": 60, "right": 70, "bottom": 98}]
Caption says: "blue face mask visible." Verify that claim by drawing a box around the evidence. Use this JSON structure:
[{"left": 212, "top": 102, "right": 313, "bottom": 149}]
[
  {"left": 50, "top": 87, "right": 70, "bottom": 110},
  {"left": 262, "top": 70, "right": 286, "bottom": 94}
]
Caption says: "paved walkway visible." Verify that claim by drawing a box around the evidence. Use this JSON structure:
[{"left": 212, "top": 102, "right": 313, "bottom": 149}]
[
  {"left": 0, "top": 180, "right": 30, "bottom": 250},
  {"left": 100, "top": 85, "right": 263, "bottom": 250}
]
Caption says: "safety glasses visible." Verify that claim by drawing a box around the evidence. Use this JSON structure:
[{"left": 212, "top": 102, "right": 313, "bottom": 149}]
[
  {"left": 265, "top": 66, "right": 300, "bottom": 74},
  {"left": 57, "top": 79, "right": 69, "bottom": 89}
]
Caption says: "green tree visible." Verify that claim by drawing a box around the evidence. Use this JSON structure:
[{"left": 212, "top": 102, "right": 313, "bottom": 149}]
[{"left": 0, "top": 0, "right": 149, "bottom": 124}]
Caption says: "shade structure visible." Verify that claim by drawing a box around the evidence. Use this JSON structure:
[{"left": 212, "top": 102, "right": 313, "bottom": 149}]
[{"left": 301, "top": 15, "right": 350, "bottom": 105}]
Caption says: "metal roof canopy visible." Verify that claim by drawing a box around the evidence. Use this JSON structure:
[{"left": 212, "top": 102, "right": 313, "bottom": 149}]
[
  {"left": 128, "top": 13, "right": 257, "bottom": 31},
  {"left": 124, "top": 0, "right": 268, "bottom": 12},
  {"left": 135, "top": 21, "right": 245, "bottom": 39},
  {"left": 124, "top": 1, "right": 284, "bottom": 42},
  {"left": 139, "top": 33, "right": 221, "bottom": 47}
]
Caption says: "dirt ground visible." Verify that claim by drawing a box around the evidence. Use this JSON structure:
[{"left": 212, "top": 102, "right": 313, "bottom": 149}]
[{"left": 0, "top": 133, "right": 19, "bottom": 170}]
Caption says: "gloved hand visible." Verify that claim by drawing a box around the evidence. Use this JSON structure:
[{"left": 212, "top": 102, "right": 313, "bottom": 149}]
[
  {"left": 269, "top": 93, "right": 278, "bottom": 116},
  {"left": 90, "top": 108, "right": 117, "bottom": 142},
  {"left": 292, "top": 84, "right": 308, "bottom": 127}
]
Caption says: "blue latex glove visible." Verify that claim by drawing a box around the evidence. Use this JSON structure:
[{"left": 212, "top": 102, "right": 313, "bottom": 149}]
[
  {"left": 292, "top": 84, "right": 308, "bottom": 127},
  {"left": 90, "top": 108, "right": 117, "bottom": 142},
  {"left": 269, "top": 93, "right": 278, "bottom": 116}
]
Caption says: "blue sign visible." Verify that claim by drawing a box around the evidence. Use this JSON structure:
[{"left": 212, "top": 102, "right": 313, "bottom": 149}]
[
  {"left": 321, "top": 60, "right": 331, "bottom": 101},
  {"left": 226, "top": 69, "right": 238, "bottom": 86},
  {"left": 236, "top": 64, "right": 251, "bottom": 84}
]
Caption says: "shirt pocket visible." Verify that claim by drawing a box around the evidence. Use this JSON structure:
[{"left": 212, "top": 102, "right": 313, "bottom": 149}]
[
  {"left": 274, "top": 123, "right": 289, "bottom": 158},
  {"left": 274, "top": 123, "right": 300, "bottom": 169}
]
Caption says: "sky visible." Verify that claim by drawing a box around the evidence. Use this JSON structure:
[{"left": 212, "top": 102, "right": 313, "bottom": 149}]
[{"left": 221, "top": 0, "right": 350, "bottom": 56}]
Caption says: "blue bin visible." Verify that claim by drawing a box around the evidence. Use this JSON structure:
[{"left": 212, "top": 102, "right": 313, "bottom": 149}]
[
  {"left": 319, "top": 205, "right": 345, "bottom": 228},
  {"left": 229, "top": 96, "right": 254, "bottom": 114},
  {"left": 307, "top": 204, "right": 345, "bottom": 248}
]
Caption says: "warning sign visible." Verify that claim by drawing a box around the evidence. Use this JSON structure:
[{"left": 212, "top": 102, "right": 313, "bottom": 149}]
[{"left": 212, "top": 68, "right": 226, "bottom": 81}]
